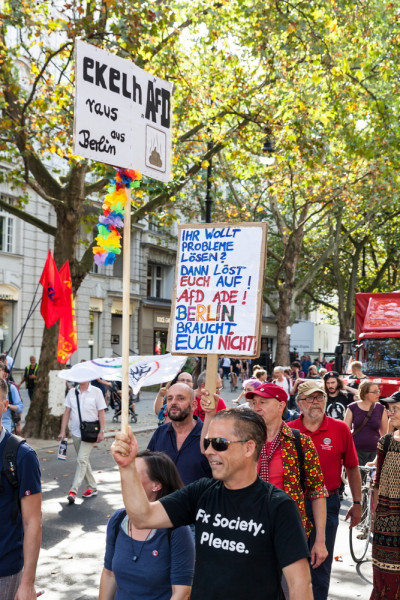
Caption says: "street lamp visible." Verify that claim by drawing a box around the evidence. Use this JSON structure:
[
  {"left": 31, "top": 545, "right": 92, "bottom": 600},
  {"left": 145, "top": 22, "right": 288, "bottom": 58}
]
[{"left": 260, "top": 129, "right": 276, "bottom": 165}]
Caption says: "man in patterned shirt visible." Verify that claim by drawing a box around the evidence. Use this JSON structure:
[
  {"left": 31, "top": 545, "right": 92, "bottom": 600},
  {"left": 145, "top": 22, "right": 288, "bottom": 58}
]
[{"left": 244, "top": 383, "right": 328, "bottom": 569}]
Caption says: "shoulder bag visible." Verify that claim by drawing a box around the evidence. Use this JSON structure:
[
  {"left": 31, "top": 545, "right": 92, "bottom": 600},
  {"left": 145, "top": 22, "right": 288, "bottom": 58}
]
[
  {"left": 75, "top": 388, "right": 100, "bottom": 443},
  {"left": 352, "top": 403, "right": 374, "bottom": 436}
]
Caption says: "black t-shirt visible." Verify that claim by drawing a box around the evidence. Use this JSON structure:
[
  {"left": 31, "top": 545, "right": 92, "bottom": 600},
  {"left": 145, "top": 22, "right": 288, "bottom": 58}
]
[
  {"left": 347, "top": 375, "right": 368, "bottom": 390},
  {"left": 326, "top": 391, "right": 351, "bottom": 420},
  {"left": 231, "top": 359, "right": 241, "bottom": 375},
  {"left": 161, "top": 477, "right": 309, "bottom": 600}
]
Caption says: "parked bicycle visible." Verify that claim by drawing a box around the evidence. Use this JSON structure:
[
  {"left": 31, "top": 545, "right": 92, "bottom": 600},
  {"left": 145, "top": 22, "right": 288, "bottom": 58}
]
[{"left": 349, "top": 465, "right": 375, "bottom": 563}]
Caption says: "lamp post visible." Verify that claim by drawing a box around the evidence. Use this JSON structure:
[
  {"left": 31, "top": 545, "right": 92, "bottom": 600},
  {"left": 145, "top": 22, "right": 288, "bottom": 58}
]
[{"left": 205, "top": 141, "right": 213, "bottom": 223}]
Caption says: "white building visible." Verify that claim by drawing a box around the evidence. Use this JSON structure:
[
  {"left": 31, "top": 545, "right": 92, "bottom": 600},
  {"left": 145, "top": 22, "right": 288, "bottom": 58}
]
[{"left": 0, "top": 183, "right": 176, "bottom": 369}]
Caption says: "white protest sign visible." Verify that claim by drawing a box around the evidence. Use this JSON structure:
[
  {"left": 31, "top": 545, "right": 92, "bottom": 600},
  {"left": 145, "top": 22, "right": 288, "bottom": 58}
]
[
  {"left": 73, "top": 39, "right": 172, "bottom": 183},
  {"left": 168, "top": 223, "right": 268, "bottom": 357}
]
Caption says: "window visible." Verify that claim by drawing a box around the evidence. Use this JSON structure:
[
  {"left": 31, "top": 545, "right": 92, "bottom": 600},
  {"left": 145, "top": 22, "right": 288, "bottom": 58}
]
[
  {"left": 0, "top": 197, "right": 15, "bottom": 253},
  {"left": 362, "top": 338, "right": 400, "bottom": 377},
  {"left": 0, "top": 300, "right": 13, "bottom": 353},
  {"left": 88, "top": 311, "right": 100, "bottom": 359},
  {"left": 147, "top": 264, "right": 163, "bottom": 298}
]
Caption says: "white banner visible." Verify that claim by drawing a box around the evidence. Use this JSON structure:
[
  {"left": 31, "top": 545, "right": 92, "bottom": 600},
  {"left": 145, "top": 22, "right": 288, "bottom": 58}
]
[
  {"left": 168, "top": 223, "right": 268, "bottom": 357},
  {"left": 74, "top": 40, "right": 172, "bottom": 183},
  {"left": 58, "top": 353, "right": 187, "bottom": 393}
]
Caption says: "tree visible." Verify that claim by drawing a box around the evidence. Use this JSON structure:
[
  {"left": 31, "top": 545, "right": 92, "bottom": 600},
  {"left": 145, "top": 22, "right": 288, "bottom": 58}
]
[
  {"left": 0, "top": 0, "right": 272, "bottom": 436},
  {"left": 303, "top": 207, "right": 400, "bottom": 342}
]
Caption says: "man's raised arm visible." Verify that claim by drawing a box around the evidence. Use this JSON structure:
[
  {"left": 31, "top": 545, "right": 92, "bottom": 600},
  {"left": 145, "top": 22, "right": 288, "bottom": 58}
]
[{"left": 111, "top": 427, "right": 173, "bottom": 530}]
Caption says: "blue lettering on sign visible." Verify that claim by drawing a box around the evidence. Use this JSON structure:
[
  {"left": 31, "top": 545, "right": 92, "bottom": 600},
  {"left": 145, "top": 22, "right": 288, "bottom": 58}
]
[
  {"left": 175, "top": 334, "right": 214, "bottom": 351},
  {"left": 204, "top": 227, "right": 241, "bottom": 240},
  {"left": 215, "top": 275, "right": 243, "bottom": 287},
  {"left": 180, "top": 265, "right": 209, "bottom": 276}
]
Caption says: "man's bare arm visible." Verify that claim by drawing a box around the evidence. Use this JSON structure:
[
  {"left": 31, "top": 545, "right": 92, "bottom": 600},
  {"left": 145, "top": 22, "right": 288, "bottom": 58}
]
[
  {"left": 282, "top": 558, "right": 313, "bottom": 600},
  {"left": 345, "top": 465, "right": 362, "bottom": 527},
  {"left": 310, "top": 497, "right": 328, "bottom": 568},
  {"left": 59, "top": 407, "right": 71, "bottom": 439},
  {"left": 15, "top": 493, "right": 42, "bottom": 600},
  {"left": 111, "top": 428, "right": 173, "bottom": 529}
]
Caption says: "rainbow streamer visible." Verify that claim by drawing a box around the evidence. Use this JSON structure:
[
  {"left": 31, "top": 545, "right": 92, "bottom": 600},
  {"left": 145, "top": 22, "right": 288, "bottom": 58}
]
[{"left": 93, "top": 169, "right": 142, "bottom": 266}]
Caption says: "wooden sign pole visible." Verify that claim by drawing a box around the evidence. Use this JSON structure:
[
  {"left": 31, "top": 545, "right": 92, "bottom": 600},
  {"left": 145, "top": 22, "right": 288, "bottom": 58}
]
[
  {"left": 205, "top": 354, "right": 218, "bottom": 409},
  {"left": 121, "top": 187, "right": 132, "bottom": 434}
]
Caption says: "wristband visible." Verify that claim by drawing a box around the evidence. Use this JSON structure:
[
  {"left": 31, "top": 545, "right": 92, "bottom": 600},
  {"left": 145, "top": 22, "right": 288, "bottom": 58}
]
[{"left": 353, "top": 501, "right": 361, "bottom": 505}]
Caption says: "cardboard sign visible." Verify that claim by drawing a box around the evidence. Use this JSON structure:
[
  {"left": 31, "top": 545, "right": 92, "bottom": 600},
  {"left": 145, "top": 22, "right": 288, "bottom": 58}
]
[
  {"left": 73, "top": 40, "right": 172, "bottom": 183},
  {"left": 168, "top": 223, "right": 268, "bottom": 357}
]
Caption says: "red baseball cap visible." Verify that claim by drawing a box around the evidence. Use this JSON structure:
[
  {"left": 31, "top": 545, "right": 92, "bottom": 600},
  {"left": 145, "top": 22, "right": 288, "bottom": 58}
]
[{"left": 245, "top": 383, "right": 288, "bottom": 404}]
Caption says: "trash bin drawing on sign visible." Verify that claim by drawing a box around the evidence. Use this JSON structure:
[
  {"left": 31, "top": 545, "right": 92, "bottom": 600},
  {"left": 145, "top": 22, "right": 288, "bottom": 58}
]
[{"left": 146, "top": 125, "right": 166, "bottom": 173}]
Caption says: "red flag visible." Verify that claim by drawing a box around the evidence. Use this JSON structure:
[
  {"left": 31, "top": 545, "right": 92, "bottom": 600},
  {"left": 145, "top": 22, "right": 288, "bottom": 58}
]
[
  {"left": 57, "top": 261, "right": 78, "bottom": 364},
  {"left": 39, "top": 251, "right": 67, "bottom": 328}
]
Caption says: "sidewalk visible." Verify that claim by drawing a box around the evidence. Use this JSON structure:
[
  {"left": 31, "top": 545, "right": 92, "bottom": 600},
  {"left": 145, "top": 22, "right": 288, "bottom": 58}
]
[{"left": 20, "top": 377, "right": 242, "bottom": 451}]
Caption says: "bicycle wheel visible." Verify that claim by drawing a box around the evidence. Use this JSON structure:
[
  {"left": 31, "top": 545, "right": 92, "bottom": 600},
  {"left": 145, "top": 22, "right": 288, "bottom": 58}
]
[{"left": 349, "top": 487, "right": 372, "bottom": 563}]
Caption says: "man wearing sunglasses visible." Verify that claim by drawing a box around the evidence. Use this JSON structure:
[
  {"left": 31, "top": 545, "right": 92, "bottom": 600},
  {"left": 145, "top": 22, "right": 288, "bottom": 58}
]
[
  {"left": 290, "top": 381, "right": 362, "bottom": 600},
  {"left": 111, "top": 408, "right": 312, "bottom": 600}
]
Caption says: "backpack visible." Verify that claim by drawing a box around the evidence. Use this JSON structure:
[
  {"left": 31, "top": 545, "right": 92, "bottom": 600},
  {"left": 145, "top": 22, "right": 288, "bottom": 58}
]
[
  {"left": 1, "top": 433, "right": 25, "bottom": 523},
  {"left": 291, "top": 429, "right": 305, "bottom": 492}
]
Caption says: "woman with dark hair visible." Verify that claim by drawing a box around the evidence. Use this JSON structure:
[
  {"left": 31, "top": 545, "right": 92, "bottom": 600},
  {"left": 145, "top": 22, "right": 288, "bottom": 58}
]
[
  {"left": 344, "top": 380, "right": 388, "bottom": 465},
  {"left": 99, "top": 450, "right": 194, "bottom": 600}
]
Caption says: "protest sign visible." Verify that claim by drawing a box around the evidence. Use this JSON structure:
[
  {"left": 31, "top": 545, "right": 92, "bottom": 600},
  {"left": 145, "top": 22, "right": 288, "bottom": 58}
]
[
  {"left": 168, "top": 223, "right": 268, "bottom": 357},
  {"left": 74, "top": 39, "right": 172, "bottom": 183}
]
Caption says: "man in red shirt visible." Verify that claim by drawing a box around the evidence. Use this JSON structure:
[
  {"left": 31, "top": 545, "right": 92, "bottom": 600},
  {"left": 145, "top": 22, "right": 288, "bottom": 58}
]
[
  {"left": 290, "top": 380, "right": 362, "bottom": 600},
  {"left": 193, "top": 370, "right": 226, "bottom": 421}
]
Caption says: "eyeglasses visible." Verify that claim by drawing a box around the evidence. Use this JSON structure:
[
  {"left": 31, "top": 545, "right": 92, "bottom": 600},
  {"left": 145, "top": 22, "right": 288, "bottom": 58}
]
[
  {"left": 368, "top": 390, "right": 380, "bottom": 394},
  {"left": 204, "top": 437, "right": 249, "bottom": 452},
  {"left": 301, "top": 394, "right": 325, "bottom": 403},
  {"left": 387, "top": 406, "right": 400, "bottom": 414}
]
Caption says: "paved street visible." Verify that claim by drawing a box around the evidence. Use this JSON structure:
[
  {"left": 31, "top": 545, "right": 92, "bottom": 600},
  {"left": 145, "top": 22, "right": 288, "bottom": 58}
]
[{"left": 18, "top": 384, "right": 373, "bottom": 599}]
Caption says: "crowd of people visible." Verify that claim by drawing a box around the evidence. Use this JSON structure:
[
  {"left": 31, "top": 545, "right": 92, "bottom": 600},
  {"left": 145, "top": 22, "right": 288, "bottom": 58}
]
[{"left": 1, "top": 352, "right": 400, "bottom": 599}]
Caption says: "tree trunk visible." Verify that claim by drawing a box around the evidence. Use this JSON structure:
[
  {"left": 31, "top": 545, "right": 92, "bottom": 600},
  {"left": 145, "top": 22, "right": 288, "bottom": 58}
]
[
  {"left": 23, "top": 166, "right": 87, "bottom": 438},
  {"left": 339, "top": 313, "right": 354, "bottom": 342},
  {"left": 23, "top": 323, "right": 60, "bottom": 438},
  {"left": 275, "top": 290, "right": 292, "bottom": 365}
]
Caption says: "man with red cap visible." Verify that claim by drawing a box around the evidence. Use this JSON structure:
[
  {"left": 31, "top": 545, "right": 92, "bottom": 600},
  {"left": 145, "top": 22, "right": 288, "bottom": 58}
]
[{"left": 244, "top": 383, "right": 328, "bottom": 572}]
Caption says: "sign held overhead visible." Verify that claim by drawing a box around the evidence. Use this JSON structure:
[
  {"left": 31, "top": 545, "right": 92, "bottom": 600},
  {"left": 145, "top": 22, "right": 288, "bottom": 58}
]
[
  {"left": 168, "top": 223, "right": 268, "bottom": 357},
  {"left": 73, "top": 40, "right": 172, "bottom": 183}
]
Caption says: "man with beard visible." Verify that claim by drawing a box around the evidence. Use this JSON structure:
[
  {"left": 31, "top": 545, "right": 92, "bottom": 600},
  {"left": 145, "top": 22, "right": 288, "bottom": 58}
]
[
  {"left": 147, "top": 383, "right": 211, "bottom": 485},
  {"left": 323, "top": 372, "right": 354, "bottom": 421}
]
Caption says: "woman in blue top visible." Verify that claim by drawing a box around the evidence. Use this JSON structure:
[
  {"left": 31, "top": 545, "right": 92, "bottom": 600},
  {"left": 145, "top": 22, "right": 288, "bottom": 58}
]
[{"left": 99, "top": 450, "right": 195, "bottom": 600}]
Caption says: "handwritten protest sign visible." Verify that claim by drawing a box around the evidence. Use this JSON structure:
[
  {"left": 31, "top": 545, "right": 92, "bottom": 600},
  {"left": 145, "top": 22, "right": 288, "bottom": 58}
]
[
  {"left": 168, "top": 223, "right": 268, "bottom": 357},
  {"left": 74, "top": 39, "right": 172, "bottom": 183}
]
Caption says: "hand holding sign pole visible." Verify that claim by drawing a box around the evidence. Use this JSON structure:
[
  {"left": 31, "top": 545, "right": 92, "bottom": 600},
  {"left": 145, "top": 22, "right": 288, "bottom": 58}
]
[{"left": 74, "top": 40, "right": 172, "bottom": 433}]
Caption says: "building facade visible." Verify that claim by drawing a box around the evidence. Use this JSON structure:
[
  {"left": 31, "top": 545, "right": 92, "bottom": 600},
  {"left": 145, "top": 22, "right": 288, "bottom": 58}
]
[{"left": 0, "top": 183, "right": 176, "bottom": 369}]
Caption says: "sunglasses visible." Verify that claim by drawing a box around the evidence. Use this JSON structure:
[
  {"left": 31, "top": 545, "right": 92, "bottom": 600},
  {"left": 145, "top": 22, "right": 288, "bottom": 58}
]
[{"left": 204, "top": 437, "right": 249, "bottom": 452}]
